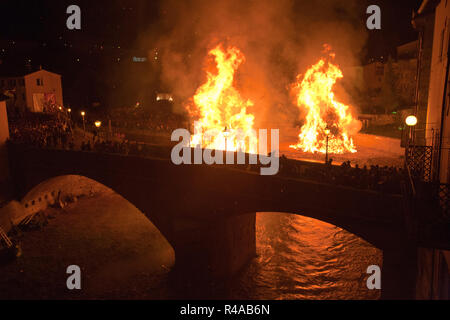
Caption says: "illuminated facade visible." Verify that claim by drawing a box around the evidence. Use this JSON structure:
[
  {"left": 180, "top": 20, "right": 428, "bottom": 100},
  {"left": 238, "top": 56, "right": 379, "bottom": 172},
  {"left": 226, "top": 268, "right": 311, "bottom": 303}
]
[
  {"left": 414, "top": 0, "right": 450, "bottom": 300},
  {"left": 421, "top": 0, "right": 450, "bottom": 182},
  {"left": 0, "top": 69, "right": 63, "bottom": 113}
]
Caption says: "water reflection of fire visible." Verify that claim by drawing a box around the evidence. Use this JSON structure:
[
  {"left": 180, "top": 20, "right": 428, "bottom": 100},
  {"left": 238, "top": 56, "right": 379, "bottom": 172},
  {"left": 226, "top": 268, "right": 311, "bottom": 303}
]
[
  {"left": 187, "top": 44, "right": 257, "bottom": 153},
  {"left": 290, "top": 46, "right": 359, "bottom": 154}
]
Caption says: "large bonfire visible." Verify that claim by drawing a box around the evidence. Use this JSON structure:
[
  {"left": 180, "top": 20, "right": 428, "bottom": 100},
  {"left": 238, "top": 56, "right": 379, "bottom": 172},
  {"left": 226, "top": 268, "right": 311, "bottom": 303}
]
[
  {"left": 290, "top": 46, "right": 358, "bottom": 154},
  {"left": 187, "top": 44, "right": 257, "bottom": 153}
]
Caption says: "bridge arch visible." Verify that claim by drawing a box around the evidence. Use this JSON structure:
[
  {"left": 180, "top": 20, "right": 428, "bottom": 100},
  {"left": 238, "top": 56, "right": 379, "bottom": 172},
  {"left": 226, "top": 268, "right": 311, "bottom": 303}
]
[
  {"left": 230, "top": 194, "right": 403, "bottom": 251},
  {"left": 18, "top": 175, "right": 175, "bottom": 273},
  {"left": 239, "top": 211, "right": 383, "bottom": 299},
  {"left": 252, "top": 210, "right": 382, "bottom": 250}
]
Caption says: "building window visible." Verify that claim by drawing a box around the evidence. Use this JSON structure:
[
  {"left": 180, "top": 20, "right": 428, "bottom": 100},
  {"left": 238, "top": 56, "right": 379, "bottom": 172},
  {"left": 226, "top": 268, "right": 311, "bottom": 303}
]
[
  {"left": 0, "top": 80, "right": 4, "bottom": 87},
  {"left": 9, "top": 79, "right": 16, "bottom": 86},
  {"left": 36, "top": 78, "right": 43, "bottom": 86}
]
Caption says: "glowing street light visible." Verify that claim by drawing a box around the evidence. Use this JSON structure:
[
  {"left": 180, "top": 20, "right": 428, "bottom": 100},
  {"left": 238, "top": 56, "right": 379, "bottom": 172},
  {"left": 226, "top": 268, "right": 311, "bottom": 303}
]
[
  {"left": 66, "top": 108, "right": 72, "bottom": 122},
  {"left": 405, "top": 115, "right": 418, "bottom": 127},
  {"left": 405, "top": 115, "right": 418, "bottom": 146},
  {"left": 81, "top": 111, "right": 86, "bottom": 133},
  {"left": 94, "top": 120, "right": 102, "bottom": 139}
]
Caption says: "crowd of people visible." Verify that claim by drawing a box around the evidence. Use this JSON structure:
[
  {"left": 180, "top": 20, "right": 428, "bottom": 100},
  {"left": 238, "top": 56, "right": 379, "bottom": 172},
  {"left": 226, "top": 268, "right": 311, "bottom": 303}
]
[
  {"left": 81, "top": 138, "right": 167, "bottom": 158},
  {"left": 8, "top": 113, "right": 73, "bottom": 150},
  {"left": 8, "top": 112, "right": 404, "bottom": 195},
  {"left": 108, "top": 107, "right": 186, "bottom": 133},
  {"left": 279, "top": 157, "right": 404, "bottom": 194}
]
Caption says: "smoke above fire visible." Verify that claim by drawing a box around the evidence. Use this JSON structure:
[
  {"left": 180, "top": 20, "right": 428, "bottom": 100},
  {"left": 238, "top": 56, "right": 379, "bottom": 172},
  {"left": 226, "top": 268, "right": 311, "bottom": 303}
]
[{"left": 138, "top": 0, "right": 367, "bottom": 142}]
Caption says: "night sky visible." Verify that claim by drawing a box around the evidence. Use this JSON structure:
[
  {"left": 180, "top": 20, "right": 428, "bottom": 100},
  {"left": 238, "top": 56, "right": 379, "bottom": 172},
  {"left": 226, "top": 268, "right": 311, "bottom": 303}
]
[
  {"left": 0, "top": 0, "right": 424, "bottom": 111},
  {"left": 364, "top": 0, "right": 424, "bottom": 59}
]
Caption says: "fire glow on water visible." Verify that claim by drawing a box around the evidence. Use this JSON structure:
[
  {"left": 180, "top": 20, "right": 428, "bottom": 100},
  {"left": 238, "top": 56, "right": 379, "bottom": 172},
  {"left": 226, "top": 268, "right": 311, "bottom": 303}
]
[{"left": 290, "top": 46, "right": 359, "bottom": 154}]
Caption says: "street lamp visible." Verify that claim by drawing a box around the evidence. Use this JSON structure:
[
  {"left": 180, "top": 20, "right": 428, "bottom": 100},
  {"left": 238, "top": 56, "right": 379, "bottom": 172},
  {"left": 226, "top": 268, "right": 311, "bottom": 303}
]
[
  {"left": 56, "top": 106, "right": 63, "bottom": 120},
  {"left": 405, "top": 115, "right": 418, "bottom": 127},
  {"left": 405, "top": 115, "right": 417, "bottom": 146},
  {"left": 223, "top": 126, "right": 230, "bottom": 151},
  {"left": 65, "top": 108, "right": 72, "bottom": 123},
  {"left": 324, "top": 128, "right": 330, "bottom": 164},
  {"left": 81, "top": 111, "right": 86, "bottom": 133},
  {"left": 94, "top": 121, "right": 102, "bottom": 140}
]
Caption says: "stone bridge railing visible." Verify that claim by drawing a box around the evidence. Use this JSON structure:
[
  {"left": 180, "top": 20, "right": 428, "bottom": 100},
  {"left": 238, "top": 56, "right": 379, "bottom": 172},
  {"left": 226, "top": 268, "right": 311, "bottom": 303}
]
[{"left": 7, "top": 140, "right": 404, "bottom": 195}]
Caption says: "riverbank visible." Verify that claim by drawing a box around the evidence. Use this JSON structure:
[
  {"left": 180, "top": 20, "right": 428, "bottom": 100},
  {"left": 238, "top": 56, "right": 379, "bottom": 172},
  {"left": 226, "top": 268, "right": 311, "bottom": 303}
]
[{"left": 0, "top": 191, "right": 174, "bottom": 299}]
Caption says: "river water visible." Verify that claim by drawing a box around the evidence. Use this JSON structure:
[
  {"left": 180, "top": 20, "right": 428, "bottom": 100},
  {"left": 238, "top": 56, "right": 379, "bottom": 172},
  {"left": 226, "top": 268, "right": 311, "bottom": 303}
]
[
  {"left": 228, "top": 212, "right": 382, "bottom": 300},
  {"left": 15, "top": 181, "right": 383, "bottom": 300}
]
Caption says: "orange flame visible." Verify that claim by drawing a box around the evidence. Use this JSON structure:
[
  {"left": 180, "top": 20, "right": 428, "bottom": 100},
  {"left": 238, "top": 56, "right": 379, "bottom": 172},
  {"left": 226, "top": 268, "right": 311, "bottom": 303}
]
[
  {"left": 187, "top": 44, "right": 257, "bottom": 153},
  {"left": 290, "top": 47, "right": 358, "bottom": 154}
]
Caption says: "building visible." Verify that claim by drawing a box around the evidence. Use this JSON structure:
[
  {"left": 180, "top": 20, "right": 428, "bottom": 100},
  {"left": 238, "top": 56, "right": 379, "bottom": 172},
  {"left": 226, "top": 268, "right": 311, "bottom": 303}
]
[
  {"left": 412, "top": 0, "right": 450, "bottom": 300},
  {"left": 0, "top": 68, "right": 63, "bottom": 113},
  {"left": 156, "top": 92, "right": 174, "bottom": 102},
  {"left": 421, "top": 0, "right": 450, "bottom": 181},
  {"left": 362, "top": 51, "right": 417, "bottom": 114},
  {"left": 413, "top": 0, "right": 440, "bottom": 142}
]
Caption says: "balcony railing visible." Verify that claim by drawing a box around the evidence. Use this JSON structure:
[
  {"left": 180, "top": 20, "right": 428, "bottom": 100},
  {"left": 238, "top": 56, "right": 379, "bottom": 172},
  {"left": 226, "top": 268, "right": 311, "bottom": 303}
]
[
  {"left": 405, "top": 140, "right": 450, "bottom": 218},
  {"left": 405, "top": 145, "right": 434, "bottom": 182}
]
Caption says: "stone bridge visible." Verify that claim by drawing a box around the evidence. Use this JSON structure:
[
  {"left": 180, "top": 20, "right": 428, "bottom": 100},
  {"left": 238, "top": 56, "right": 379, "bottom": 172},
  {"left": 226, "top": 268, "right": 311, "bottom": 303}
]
[{"left": 7, "top": 143, "right": 417, "bottom": 299}]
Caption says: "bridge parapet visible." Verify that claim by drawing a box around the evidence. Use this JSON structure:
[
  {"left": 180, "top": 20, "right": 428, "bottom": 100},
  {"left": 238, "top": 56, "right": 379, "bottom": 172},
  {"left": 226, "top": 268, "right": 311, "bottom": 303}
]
[{"left": 8, "top": 143, "right": 403, "bottom": 247}]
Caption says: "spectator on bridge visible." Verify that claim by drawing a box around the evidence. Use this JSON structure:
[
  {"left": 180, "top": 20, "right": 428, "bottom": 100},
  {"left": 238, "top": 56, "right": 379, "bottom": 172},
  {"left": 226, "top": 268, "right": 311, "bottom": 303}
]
[{"left": 8, "top": 113, "right": 404, "bottom": 195}]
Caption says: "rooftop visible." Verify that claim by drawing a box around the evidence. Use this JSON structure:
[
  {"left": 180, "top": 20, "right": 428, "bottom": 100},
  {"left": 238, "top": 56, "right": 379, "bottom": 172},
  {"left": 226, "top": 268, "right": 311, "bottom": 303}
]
[{"left": 0, "top": 66, "right": 60, "bottom": 78}]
